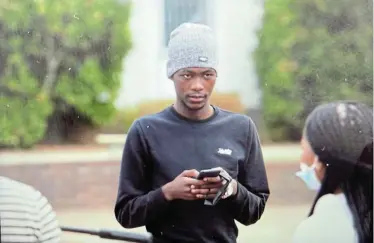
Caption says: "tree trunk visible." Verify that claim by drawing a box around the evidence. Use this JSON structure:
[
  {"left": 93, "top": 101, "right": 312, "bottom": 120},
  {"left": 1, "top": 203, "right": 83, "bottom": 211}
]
[{"left": 41, "top": 112, "right": 67, "bottom": 144}]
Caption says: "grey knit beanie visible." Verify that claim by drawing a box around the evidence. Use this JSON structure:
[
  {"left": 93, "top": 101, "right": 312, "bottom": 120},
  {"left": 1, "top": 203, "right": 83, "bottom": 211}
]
[{"left": 166, "top": 23, "right": 218, "bottom": 78}]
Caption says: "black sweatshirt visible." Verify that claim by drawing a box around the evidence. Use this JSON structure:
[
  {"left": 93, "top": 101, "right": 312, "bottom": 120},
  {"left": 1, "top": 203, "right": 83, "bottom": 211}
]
[{"left": 114, "top": 106, "right": 270, "bottom": 243}]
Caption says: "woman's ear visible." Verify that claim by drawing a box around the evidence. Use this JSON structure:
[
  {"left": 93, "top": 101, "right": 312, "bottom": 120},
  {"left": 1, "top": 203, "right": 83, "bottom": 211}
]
[{"left": 315, "top": 160, "right": 326, "bottom": 181}]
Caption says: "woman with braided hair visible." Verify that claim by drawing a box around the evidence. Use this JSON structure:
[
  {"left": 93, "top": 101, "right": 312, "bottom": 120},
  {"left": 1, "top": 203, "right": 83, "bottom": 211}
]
[{"left": 293, "top": 101, "right": 373, "bottom": 243}]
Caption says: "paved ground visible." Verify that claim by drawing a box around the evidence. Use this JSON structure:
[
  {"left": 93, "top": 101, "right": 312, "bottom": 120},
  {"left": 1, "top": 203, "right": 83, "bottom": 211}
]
[
  {"left": 1, "top": 143, "right": 308, "bottom": 243},
  {"left": 0, "top": 144, "right": 300, "bottom": 165},
  {"left": 58, "top": 201, "right": 310, "bottom": 243}
]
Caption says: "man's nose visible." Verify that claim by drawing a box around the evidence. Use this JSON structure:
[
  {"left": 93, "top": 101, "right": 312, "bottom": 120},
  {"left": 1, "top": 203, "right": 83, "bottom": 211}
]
[{"left": 190, "top": 78, "right": 204, "bottom": 91}]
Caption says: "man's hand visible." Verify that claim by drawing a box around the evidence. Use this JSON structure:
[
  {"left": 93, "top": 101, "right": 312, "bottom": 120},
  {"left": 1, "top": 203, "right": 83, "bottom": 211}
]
[
  {"left": 161, "top": 169, "right": 205, "bottom": 201},
  {"left": 191, "top": 176, "right": 223, "bottom": 199},
  {"left": 191, "top": 167, "right": 238, "bottom": 199}
]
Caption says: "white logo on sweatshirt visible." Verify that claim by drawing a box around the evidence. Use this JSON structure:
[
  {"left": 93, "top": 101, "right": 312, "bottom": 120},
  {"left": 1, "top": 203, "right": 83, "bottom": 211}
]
[{"left": 217, "top": 148, "right": 232, "bottom": 156}]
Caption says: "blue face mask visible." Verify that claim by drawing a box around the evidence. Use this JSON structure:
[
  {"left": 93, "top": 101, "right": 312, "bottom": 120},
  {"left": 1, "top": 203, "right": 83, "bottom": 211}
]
[{"left": 296, "top": 162, "right": 321, "bottom": 191}]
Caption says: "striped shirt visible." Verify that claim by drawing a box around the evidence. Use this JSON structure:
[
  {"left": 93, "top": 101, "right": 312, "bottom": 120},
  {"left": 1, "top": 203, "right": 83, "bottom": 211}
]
[{"left": 0, "top": 176, "right": 61, "bottom": 243}]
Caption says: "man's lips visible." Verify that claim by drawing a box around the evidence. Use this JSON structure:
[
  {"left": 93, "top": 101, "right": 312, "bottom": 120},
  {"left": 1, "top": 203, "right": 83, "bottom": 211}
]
[{"left": 187, "top": 95, "right": 206, "bottom": 103}]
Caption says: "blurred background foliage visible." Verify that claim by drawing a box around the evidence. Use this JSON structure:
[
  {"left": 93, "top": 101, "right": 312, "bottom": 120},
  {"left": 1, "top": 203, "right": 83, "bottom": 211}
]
[
  {"left": 255, "top": 0, "right": 373, "bottom": 141},
  {"left": 0, "top": 0, "right": 372, "bottom": 148},
  {"left": 101, "top": 92, "right": 247, "bottom": 134},
  {"left": 0, "top": 0, "right": 132, "bottom": 148}
]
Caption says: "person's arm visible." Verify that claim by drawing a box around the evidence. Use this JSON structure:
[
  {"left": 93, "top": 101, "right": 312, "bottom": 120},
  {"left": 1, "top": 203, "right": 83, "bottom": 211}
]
[
  {"left": 114, "top": 120, "right": 170, "bottom": 228},
  {"left": 36, "top": 193, "right": 62, "bottom": 243},
  {"left": 224, "top": 119, "right": 270, "bottom": 226}
]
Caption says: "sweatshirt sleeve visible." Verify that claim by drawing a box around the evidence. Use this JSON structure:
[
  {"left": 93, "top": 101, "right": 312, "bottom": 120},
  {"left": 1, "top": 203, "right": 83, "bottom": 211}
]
[
  {"left": 224, "top": 119, "right": 270, "bottom": 226},
  {"left": 114, "top": 120, "right": 170, "bottom": 228}
]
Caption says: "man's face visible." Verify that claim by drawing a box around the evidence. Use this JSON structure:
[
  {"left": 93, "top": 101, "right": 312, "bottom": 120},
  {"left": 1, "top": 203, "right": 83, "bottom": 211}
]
[{"left": 172, "top": 67, "right": 217, "bottom": 110}]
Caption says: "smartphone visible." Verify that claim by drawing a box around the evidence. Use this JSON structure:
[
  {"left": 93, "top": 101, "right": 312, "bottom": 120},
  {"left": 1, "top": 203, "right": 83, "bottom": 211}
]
[{"left": 196, "top": 168, "right": 222, "bottom": 180}]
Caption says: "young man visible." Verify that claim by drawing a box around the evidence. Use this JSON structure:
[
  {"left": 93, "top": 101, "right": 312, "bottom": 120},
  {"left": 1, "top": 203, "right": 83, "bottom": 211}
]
[
  {"left": 0, "top": 176, "right": 61, "bottom": 243},
  {"left": 114, "top": 23, "right": 270, "bottom": 243}
]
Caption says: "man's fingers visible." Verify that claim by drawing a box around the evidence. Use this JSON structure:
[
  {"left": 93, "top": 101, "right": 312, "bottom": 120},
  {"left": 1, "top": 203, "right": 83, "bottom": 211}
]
[
  {"left": 190, "top": 180, "right": 222, "bottom": 189},
  {"left": 199, "top": 182, "right": 223, "bottom": 189},
  {"left": 191, "top": 188, "right": 209, "bottom": 194},
  {"left": 208, "top": 188, "right": 219, "bottom": 194},
  {"left": 195, "top": 193, "right": 218, "bottom": 199},
  {"left": 203, "top": 176, "right": 221, "bottom": 183},
  {"left": 180, "top": 169, "right": 199, "bottom": 178},
  {"left": 184, "top": 177, "right": 205, "bottom": 186},
  {"left": 191, "top": 188, "right": 219, "bottom": 195}
]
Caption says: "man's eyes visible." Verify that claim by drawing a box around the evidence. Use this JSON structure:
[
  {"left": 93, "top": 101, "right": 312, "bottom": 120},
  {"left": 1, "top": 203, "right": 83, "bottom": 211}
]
[{"left": 180, "top": 73, "right": 215, "bottom": 79}]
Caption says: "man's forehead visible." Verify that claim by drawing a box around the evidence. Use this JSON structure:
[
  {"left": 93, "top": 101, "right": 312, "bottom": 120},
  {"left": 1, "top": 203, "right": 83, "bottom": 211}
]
[{"left": 178, "top": 67, "right": 215, "bottom": 73}]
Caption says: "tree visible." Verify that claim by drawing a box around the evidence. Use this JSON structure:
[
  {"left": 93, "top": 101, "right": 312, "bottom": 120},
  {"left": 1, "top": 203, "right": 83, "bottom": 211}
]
[
  {"left": 0, "top": 0, "right": 132, "bottom": 148},
  {"left": 255, "top": 0, "right": 373, "bottom": 141}
]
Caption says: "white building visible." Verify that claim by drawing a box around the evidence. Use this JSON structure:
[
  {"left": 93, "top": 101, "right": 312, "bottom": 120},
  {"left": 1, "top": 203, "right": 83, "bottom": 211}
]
[{"left": 116, "top": 0, "right": 265, "bottom": 110}]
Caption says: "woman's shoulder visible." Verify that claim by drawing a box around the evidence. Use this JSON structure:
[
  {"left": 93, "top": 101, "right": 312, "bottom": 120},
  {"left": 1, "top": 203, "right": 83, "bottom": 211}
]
[
  {"left": 312, "top": 193, "right": 344, "bottom": 214},
  {"left": 292, "top": 194, "right": 357, "bottom": 243}
]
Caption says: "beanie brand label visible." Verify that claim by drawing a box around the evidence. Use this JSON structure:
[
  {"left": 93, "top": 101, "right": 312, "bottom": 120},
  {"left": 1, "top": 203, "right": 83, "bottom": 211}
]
[{"left": 198, "top": 56, "right": 208, "bottom": 62}]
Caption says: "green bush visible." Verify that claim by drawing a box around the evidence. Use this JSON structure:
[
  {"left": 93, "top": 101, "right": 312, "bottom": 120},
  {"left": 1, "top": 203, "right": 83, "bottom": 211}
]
[
  {"left": 0, "top": 95, "right": 52, "bottom": 148},
  {"left": 101, "top": 107, "right": 140, "bottom": 134},
  {"left": 255, "top": 0, "right": 373, "bottom": 141},
  {"left": 134, "top": 92, "right": 246, "bottom": 117},
  {"left": 102, "top": 92, "right": 247, "bottom": 134},
  {"left": 0, "top": 1, "right": 132, "bottom": 148}
]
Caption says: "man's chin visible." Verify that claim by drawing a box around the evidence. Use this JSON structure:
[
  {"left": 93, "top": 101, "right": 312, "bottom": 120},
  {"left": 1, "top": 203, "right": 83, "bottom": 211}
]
[{"left": 186, "top": 102, "right": 206, "bottom": 111}]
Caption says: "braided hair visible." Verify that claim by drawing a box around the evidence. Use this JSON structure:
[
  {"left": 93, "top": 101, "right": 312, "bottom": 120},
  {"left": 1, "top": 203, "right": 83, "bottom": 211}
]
[{"left": 304, "top": 101, "right": 373, "bottom": 243}]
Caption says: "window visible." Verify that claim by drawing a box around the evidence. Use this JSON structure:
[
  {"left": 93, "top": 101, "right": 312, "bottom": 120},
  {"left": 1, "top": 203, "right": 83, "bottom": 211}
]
[{"left": 163, "top": 0, "right": 208, "bottom": 46}]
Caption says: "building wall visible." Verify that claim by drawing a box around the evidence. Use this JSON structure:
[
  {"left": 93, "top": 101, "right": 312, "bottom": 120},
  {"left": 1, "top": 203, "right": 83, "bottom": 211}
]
[
  {"left": 214, "top": 0, "right": 264, "bottom": 109},
  {"left": 1, "top": 160, "right": 313, "bottom": 210},
  {"left": 115, "top": 0, "right": 165, "bottom": 107},
  {"left": 116, "top": 0, "right": 265, "bottom": 109}
]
